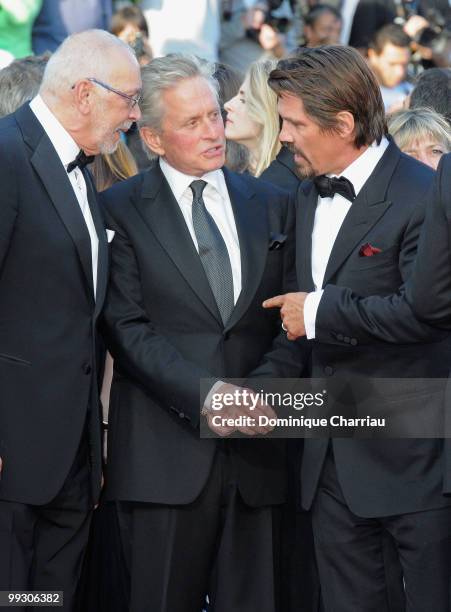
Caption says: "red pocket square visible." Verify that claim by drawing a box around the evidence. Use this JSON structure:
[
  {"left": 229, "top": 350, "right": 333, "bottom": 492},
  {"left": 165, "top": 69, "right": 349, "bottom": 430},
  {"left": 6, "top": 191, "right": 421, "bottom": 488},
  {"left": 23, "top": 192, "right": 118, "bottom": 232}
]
[{"left": 359, "top": 243, "right": 382, "bottom": 257}]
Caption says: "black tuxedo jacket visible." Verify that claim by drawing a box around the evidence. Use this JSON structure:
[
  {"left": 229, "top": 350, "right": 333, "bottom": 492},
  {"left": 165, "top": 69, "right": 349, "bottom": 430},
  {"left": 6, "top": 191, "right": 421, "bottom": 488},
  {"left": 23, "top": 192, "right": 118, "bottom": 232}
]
[
  {"left": 100, "top": 163, "right": 300, "bottom": 507},
  {"left": 407, "top": 154, "right": 451, "bottom": 326},
  {"left": 0, "top": 104, "right": 108, "bottom": 505},
  {"left": 295, "top": 142, "right": 451, "bottom": 517},
  {"left": 260, "top": 147, "right": 300, "bottom": 194},
  {"left": 406, "top": 153, "right": 451, "bottom": 495}
]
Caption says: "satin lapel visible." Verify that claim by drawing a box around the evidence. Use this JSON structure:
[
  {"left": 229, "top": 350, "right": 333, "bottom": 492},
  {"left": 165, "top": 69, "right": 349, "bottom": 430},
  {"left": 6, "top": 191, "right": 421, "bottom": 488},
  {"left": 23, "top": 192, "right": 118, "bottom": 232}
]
[
  {"left": 296, "top": 180, "right": 316, "bottom": 291},
  {"left": 83, "top": 169, "right": 108, "bottom": 318},
  {"left": 321, "top": 142, "right": 399, "bottom": 286},
  {"left": 137, "top": 166, "right": 222, "bottom": 323},
  {"left": 29, "top": 129, "right": 95, "bottom": 299},
  {"left": 222, "top": 170, "right": 267, "bottom": 331}
]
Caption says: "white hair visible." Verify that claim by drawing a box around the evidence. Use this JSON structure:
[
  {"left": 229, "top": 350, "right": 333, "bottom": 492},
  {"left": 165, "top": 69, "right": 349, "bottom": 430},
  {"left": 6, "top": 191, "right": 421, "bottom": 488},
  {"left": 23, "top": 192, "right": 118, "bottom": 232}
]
[{"left": 40, "top": 29, "right": 138, "bottom": 96}]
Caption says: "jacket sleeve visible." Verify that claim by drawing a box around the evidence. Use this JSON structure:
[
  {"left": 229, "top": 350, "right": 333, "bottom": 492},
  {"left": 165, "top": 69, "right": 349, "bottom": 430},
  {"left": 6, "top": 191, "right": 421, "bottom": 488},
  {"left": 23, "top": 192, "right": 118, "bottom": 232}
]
[
  {"left": 405, "top": 154, "right": 451, "bottom": 327},
  {"left": 248, "top": 192, "right": 311, "bottom": 381}
]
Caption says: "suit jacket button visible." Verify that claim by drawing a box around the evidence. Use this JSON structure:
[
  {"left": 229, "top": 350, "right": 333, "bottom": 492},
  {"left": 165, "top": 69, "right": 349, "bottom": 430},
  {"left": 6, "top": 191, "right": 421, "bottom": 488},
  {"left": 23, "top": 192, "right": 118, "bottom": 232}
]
[
  {"left": 344, "top": 336, "right": 350, "bottom": 343},
  {"left": 337, "top": 333, "right": 344, "bottom": 341},
  {"left": 83, "top": 364, "right": 92, "bottom": 375},
  {"left": 223, "top": 331, "right": 230, "bottom": 340},
  {"left": 324, "top": 366, "right": 334, "bottom": 376},
  {"left": 350, "top": 338, "right": 358, "bottom": 346}
]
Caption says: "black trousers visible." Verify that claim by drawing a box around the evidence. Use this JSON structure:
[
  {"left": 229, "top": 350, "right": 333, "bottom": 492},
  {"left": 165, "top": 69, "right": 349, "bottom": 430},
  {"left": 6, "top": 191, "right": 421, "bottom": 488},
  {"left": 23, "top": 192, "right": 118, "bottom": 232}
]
[
  {"left": 116, "top": 445, "right": 282, "bottom": 612},
  {"left": 312, "top": 451, "right": 451, "bottom": 612},
  {"left": 0, "top": 436, "right": 93, "bottom": 612}
]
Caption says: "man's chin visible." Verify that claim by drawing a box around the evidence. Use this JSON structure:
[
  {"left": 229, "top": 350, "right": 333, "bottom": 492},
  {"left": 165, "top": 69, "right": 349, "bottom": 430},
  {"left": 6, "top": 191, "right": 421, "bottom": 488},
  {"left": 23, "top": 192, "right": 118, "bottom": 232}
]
[
  {"left": 99, "top": 137, "right": 120, "bottom": 156},
  {"left": 294, "top": 161, "right": 316, "bottom": 180}
]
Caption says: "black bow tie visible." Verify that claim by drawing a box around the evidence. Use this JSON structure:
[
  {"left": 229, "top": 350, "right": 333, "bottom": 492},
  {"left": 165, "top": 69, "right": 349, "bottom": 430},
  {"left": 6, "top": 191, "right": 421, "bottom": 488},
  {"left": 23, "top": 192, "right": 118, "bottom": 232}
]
[
  {"left": 313, "top": 175, "right": 356, "bottom": 202},
  {"left": 67, "top": 150, "right": 95, "bottom": 173}
]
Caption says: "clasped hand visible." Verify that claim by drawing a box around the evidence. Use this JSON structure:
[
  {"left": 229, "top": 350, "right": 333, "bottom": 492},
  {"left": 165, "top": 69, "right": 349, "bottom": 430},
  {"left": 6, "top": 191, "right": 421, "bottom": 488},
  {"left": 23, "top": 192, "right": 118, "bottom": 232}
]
[{"left": 205, "top": 382, "right": 276, "bottom": 437}]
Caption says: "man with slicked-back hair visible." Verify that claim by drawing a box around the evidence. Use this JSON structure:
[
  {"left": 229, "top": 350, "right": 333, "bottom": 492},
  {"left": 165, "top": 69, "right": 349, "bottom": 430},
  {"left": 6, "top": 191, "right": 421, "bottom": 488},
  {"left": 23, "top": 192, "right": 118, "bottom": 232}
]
[{"left": 261, "top": 46, "right": 451, "bottom": 612}]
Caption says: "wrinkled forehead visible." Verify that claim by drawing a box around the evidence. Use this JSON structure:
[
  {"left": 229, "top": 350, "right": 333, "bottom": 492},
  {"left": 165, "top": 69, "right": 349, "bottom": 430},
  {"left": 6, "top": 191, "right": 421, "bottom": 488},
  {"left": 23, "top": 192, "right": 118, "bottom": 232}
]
[{"left": 162, "top": 76, "right": 220, "bottom": 119}]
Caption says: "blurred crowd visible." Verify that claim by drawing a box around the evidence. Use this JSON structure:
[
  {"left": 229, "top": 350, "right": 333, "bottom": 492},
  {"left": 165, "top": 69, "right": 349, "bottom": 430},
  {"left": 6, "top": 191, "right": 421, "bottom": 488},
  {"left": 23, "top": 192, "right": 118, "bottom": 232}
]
[{"left": 0, "top": 0, "right": 449, "bottom": 178}]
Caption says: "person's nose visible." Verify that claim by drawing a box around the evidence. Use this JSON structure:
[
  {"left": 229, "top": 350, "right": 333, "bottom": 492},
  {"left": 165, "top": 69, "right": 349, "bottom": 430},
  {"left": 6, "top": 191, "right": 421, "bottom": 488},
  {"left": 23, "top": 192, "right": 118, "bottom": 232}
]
[
  {"left": 224, "top": 95, "right": 236, "bottom": 114},
  {"left": 279, "top": 120, "right": 292, "bottom": 144},
  {"left": 130, "top": 102, "right": 141, "bottom": 122}
]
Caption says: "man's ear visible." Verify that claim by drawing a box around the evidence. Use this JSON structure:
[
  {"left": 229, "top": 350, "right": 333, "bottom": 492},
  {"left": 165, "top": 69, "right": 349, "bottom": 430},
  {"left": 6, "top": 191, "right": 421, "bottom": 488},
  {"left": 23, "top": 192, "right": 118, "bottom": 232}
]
[
  {"left": 140, "top": 126, "right": 165, "bottom": 157},
  {"left": 72, "top": 79, "right": 94, "bottom": 116},
  {"left": 335, "top": 110, "right": 355, "bottom": 140}
]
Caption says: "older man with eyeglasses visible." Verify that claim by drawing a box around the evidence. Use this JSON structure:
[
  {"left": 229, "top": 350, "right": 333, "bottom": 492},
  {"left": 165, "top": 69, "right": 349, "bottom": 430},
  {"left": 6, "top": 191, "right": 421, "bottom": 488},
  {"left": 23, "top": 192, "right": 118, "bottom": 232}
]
[{"left": 0, "top": 29, "right": 141, "bottom": 610}]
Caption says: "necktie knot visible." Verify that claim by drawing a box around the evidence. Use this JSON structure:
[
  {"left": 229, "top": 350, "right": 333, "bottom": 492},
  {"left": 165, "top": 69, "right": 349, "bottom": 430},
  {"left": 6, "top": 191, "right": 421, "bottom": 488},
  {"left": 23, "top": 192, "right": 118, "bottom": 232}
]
[
  {"left": 67, "top": 150, "right": 95, "bottom": 174},
  {"left": 313, "top": 175, "right": 356, "bottom": 202},
  {"left": 190, "top": 180, "right": 207, "bottom": 200}
]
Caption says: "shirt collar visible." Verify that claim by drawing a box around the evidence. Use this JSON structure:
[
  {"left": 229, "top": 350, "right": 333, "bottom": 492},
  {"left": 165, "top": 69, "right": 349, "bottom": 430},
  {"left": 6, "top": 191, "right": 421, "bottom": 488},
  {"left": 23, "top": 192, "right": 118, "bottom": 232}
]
[
  {"left": 159, "top": 157, "right": 226, "bottom": 203},
  {"left": 333, "top": 137, "right": 389, "bottom": 197},
  {"left": 29, "top": 94, "right": 80, "bottom": 169}
]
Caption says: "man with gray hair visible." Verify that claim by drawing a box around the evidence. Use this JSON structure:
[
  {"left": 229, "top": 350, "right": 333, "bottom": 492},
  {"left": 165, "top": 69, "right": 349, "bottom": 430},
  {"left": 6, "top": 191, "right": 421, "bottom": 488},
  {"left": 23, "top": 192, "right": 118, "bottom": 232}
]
[
  {"left": 0, "top": 29, "right": 141, "bottom": 609},
  {"left": 101, "top": 53, "right": 299, "bottom": 612},
  {"left": 0, "top": 54, "right": 49, "bottom": 118}
]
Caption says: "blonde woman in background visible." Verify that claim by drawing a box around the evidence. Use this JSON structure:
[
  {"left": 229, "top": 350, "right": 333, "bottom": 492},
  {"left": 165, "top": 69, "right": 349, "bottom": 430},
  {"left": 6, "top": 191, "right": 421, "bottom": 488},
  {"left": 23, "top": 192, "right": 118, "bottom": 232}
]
[
  {"left": 387, "top": 107, "right": 450, "bottom": 170},
  {"left": 224, "top": 59, "right": 281, "bottom": 177},
  {"left": 224, "top": 58, "right": 300, "bottom": 192},
  {"left": 92, "top": 139, "right": 138, "bottom": 193}
]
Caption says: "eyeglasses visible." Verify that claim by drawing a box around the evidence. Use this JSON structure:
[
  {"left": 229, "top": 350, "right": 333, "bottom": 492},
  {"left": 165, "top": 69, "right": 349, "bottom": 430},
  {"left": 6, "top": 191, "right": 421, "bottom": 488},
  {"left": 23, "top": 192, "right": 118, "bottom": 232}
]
[{"left": 72, "top": 77, "right": 141, "bottom": 108}]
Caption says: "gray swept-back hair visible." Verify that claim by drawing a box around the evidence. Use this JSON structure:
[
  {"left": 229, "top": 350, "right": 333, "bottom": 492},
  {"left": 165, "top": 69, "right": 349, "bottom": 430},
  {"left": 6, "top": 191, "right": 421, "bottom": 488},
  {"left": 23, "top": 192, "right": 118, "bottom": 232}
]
[
  {"left": 0, "top": 54, "right": 49, "bottom": 118},
  {"left": 40, "top": 29, "right": 137, "bottom": 97},
  {"left": 138, "top": 54, "right": 219, "bottom": 156}
]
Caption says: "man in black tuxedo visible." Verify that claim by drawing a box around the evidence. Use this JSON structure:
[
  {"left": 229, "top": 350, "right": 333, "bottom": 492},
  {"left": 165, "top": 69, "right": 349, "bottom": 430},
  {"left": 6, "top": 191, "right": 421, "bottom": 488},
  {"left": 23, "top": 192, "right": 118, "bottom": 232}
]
[
  {"left": 0, "top": 30, "right": 141, "bottom": 609},
  {"left": 100, "top": 54, "right": 300, "bottom": 612},
  {"left": 408, "top": 153, "right": 451, "bottom": 328},
  {"left": 407, "top": 153, "right": 451, "bottom": 498},
  {"left": 263, "top": 47, "right": 451, "bottom": 611}
]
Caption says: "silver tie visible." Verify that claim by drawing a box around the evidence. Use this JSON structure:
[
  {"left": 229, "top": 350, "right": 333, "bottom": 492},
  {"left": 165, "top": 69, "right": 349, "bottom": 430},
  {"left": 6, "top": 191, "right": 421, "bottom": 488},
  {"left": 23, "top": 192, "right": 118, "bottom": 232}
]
[{"left": 190, "top": 180, "right": 234, "bottom": 325}]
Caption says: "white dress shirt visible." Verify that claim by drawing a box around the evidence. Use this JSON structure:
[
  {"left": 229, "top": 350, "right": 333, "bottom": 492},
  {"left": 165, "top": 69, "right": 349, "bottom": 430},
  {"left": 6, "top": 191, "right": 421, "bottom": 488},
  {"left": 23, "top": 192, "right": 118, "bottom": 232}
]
[
  {"left": 304, "top": 138, "right": 389, "bottom": 339},
  {"left": 159, "top": 157, "right": 242, "bottom": 304},
  {"left": 29, "top": 95, "right": 99, "bottom": 298}
]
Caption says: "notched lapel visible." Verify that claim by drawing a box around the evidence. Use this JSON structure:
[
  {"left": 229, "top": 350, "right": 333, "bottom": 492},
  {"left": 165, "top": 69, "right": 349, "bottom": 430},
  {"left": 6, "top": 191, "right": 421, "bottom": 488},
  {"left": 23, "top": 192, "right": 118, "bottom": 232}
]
[
  {"left": 296, "top": 181, "right": 316, "bottom": 291},
  {"left": 30, "top": 135, "right": 95, "bottom": 300},
  {"left": 321, "top": 193, "right": 392, "bottom": 285},
  {"left": 83, "top": 169, "right": 108, "bottom": 317},
  {"left": 322, "top": 142, "right": 400, "bottom": 286},
  {"left": 137, "top": 167, "right": 223, "bottom": 323},
  {"left": 222, "top": 171, "right": 267, "bottom": 331}
]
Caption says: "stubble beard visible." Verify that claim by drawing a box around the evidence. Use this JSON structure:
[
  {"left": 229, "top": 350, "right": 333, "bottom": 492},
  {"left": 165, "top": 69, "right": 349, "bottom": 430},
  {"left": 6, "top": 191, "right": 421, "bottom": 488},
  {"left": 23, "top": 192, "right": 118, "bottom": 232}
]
[{"left": 283, "top": 142, "right": 318, "bottom": 179}]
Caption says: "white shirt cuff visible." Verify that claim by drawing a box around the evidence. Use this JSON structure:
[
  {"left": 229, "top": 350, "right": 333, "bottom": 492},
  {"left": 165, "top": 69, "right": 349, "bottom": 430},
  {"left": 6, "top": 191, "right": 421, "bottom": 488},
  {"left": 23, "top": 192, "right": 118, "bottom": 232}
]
[{"left": 304, "top": 290, "right": 324, "bottom": 340}]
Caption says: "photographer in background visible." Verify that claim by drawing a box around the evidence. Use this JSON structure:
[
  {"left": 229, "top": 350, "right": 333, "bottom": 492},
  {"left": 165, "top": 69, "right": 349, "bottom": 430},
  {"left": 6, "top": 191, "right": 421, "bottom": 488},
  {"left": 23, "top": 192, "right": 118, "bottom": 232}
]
[{"left": 110, "top": 5, "right": 152, "bottom": 66}]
